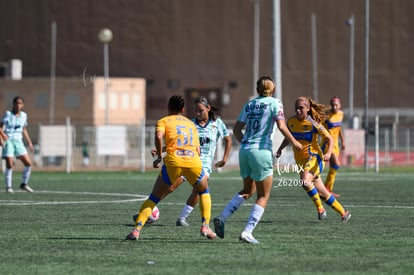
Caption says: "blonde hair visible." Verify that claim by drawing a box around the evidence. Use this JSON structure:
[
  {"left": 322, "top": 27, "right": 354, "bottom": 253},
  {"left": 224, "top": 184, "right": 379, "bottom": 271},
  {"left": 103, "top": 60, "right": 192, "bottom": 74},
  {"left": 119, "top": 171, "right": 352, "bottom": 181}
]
[
  {"left": 296, "top": 96, "right": 328, "bottom": 123},
  {"left": 256, "top": 76, "right": 275, "bottom": 97}
]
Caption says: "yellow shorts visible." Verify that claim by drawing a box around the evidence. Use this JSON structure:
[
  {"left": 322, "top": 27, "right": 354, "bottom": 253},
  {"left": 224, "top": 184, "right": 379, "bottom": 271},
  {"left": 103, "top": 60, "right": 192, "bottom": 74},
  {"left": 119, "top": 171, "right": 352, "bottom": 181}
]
[
  {"left": 161, "top": 165, "right": 204, "bottom": 186},
  {"left": 330, "top": 142, "right": 340, "bottom": 156},
  {"left": 322, "top": 140, "right": 340, "bottom": 156},
  {"left": 296, "top": 155, "right": 324, "bottom": 178}
]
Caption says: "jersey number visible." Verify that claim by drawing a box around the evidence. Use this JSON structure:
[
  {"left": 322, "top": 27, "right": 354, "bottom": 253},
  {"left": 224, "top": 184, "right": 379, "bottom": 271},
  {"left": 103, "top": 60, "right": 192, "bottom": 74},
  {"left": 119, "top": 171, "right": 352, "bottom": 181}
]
[
  {"left": 246, "top": 119, "right": 260, "bottom": 134},
  {"left": 176, "top": 126, "right": 194, "bottom": 146}
]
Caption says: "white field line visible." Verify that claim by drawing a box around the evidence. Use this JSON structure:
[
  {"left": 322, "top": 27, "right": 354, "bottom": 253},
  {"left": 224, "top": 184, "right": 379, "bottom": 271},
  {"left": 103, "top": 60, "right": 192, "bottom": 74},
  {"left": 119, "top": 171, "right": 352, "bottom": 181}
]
[
  {"left": 161, "top": 202, "right": 414, "bottom": 209},
  {"left": 0, "top": 190, "right": 147, "bottom": 206},
  {"left": 1, "top": 190, "right": 413, "bottom": 209}
]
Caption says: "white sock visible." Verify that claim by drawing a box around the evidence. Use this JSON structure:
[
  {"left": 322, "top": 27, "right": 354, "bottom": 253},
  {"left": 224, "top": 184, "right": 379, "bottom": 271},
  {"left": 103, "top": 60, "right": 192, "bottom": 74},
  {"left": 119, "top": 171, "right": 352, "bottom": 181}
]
[
  {"left": 178, "top": 204, "right": 194, "bottom": 219},
  {"left": 243, "top": 204, "right": 265, "bottom": 234},
  {"left": 22, "top": 166, "right": 32, "bottom": 184},
  {"left": 220, "top": 194, "right": 245, "bottom": 221},
  {"left": 5, "top": 168, "right": 12, "bottom": 188}
]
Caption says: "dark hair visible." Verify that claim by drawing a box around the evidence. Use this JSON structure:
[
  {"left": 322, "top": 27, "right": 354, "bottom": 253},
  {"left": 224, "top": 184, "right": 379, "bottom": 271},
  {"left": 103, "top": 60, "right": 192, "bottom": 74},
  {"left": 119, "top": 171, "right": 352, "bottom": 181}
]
[
  {"left": 13, "top": 96, "right": 24, "bottom": 104},
  {"left": 168, "top": 95, "right": 185, "bottom": 113},
  {"left": 194, "top": 96, "right": 219, "bottom": 121},
  {"left": 12, "top": 96, "right": 24, "bottom": 113}
]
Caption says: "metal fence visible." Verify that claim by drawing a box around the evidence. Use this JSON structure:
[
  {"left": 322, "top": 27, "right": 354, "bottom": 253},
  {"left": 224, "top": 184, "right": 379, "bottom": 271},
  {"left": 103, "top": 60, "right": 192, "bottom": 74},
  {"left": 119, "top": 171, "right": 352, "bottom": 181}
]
[{"left": 17, "top": 119, "right": 414, "bottom": 172}]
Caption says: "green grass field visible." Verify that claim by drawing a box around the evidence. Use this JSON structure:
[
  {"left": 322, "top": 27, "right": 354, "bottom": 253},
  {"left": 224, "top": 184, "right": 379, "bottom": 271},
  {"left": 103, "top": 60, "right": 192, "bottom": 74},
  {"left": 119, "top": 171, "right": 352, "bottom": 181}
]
[{"left": 0, "top": 168, "right": 413, "bottom": 274}]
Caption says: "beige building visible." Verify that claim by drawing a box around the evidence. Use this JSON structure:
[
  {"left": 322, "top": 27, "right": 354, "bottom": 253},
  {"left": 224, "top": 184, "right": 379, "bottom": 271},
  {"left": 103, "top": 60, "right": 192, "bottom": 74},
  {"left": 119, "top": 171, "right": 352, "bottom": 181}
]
[{"left": 0, "top": 77, "right": 146, "bottom": 127}]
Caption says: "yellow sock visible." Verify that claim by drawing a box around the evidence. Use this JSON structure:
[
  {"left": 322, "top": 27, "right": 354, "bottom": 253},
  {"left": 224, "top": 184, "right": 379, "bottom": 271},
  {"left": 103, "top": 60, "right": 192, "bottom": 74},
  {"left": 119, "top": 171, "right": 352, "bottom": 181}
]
[
  {"left": 199, "top": 192, "right": 212, "bottom": 225},
  {"left": 323, "top": 194, "right": 345, "bottom": 216},
  {"left": 135, "top": 199, "right": 157, "bottom": 230},
  {"left": 325, "top": 166, "right": 338, "bottom": 191},
  {"left": 305, "top": 186, "right": 324, "bottom": 211}
]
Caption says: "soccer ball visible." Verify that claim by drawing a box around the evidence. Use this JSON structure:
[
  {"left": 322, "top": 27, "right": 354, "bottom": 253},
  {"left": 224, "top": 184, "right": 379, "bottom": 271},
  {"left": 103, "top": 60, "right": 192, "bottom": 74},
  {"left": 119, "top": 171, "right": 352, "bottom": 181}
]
[
  {"left": 147, "top": 206, "right": 160, "bottom": 223},
  {"left": 132, "top": 206, "right": 160, "bottom": 224}
]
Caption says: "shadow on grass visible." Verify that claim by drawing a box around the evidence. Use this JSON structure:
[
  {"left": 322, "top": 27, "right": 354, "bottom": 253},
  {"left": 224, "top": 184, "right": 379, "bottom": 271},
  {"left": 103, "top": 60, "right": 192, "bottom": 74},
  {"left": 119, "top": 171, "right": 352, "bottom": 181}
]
[
  {"left": 46, "top": 237, "right": 121, "bottom": 241},
  {"left": 45, "top": 236, "right": 228, "bottom": 244}
]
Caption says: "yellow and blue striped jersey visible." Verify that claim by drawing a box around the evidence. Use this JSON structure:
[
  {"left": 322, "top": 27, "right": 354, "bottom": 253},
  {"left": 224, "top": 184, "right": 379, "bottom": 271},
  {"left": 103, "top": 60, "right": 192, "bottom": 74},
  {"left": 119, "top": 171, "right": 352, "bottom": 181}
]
[
  {"left": 323, "top": 111, "right": 343, "bottom": 143},
  {"left": 287, "top": 116, "right": 330, "bottom": 161}
]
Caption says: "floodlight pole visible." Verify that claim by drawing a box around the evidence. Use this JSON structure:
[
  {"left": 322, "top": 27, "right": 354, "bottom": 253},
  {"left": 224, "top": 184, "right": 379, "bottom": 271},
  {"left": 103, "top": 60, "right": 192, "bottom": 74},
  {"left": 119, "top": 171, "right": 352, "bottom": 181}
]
[
  {"left": 272, "top": 0, "right": 282, "bottom": 99},
  {"left": 49, "top": 21, "right": 57, "bottom": 125},
  {"left": 311, "top": 13, "right": 318, "bottom": 102},
  {"left": 252, "top": 0, "right": 260, "bottom": 96},
  {"left": 347, "top": 14, "right": 355, "bottom": 128},
  {"left": 98, "top": 28, "right": 113, "bottom": 125},
  {"left": 363, "top": 0, "right": 370, "bottom": 172}
]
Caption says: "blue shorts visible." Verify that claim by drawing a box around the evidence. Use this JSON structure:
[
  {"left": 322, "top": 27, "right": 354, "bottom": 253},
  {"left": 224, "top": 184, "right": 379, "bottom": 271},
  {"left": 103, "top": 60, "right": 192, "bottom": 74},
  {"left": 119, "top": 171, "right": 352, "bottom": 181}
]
[
  {"left": 2, "top": 139, "right": 27, "bottom": 158},
  {"left": 239, "top": 149, "right": 273, "bottom": 181}
]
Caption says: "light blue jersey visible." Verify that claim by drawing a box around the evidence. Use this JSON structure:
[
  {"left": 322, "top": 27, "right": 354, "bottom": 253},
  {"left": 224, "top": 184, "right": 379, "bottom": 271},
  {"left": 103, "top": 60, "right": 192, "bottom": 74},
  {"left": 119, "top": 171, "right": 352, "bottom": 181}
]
[
  {"left": 2, "top": 110, "right": 28, "bottom": 141},
  {"left": 192, "top": 117, "right": 230, "bottom": 176},
  {"left": 237, "top": 96, "right": 285, "bottom": 151}
]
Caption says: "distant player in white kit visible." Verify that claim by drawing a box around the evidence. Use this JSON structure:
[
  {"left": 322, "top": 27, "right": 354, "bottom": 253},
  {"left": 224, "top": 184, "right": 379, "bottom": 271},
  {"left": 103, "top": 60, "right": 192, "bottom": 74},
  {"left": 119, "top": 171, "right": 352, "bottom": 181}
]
[{"left": 2, "top": 96, "right": 34, "bottom": 193}]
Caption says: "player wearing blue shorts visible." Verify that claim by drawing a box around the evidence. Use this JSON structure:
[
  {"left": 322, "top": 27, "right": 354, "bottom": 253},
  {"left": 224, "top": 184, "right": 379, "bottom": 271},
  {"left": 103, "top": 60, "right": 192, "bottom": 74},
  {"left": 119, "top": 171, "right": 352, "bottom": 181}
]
[
  {"left": 213, "top": 76, "right": 302, "bottom": 244},
  {"left": 1, "top": 96, "right": 34, "bottom": 193},
  {"left": 321, "top": 96, "right": 346, "bottom": 198},
  {"left": 126, "top": 95, "right": 216, "bottom": 240},
  {"left": 276, "top": 96, "right": 351, "bottom": 223}
]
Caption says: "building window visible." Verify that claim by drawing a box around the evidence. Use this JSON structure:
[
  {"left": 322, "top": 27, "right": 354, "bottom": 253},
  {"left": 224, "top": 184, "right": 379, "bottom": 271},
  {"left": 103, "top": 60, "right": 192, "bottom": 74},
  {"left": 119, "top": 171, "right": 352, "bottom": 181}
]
[
  {"left": 35, "top": 92, "right": 49, "bottom": 108},
  {"left": 99, "top": 92, "right": 105, "bottom": 109},
  {"left": 65, "top": 93, "right": 79, "bottom": 109},
  {"left": 121, "top": 93, "right": 129, "bottom": 109},
  {"left": 132, "top": 93, "right": 140, "bottom": 110},
  {"left": 110, "top": 92, "right": 118, "bottom": 110}
]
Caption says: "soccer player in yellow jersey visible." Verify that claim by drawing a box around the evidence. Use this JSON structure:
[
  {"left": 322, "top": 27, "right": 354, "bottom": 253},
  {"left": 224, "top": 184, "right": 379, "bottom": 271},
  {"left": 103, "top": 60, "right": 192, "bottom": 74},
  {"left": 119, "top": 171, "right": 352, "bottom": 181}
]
[
  {"left": 126, "top": 95, "right": 216, "bottom": 240},
  {"left": 321, "top": 97, "right": 345, "bottom": 197},
  {"left": 276, "top": 96, "right": 351, "bottom": 222}
]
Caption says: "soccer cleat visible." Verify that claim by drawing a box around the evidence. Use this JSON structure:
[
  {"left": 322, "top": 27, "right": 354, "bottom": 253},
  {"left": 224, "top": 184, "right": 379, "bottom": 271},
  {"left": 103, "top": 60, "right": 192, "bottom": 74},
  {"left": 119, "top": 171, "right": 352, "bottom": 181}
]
[
  {"left": 239, "top": 231, "right": 259, "bottom": 244},
  {"left": 176, "top": 218, "right": 190, "bottom": 227},
  {"left": 125, "top": 228, "right": 140, "bottom": 240},
  {"left": 341, "top": 210, "right": 351, "bottom": 223},
  {"left": 6, "top": 187, "right": 14, "bottom": 193},
  {"left": 318, "top": 208, "right": 327, "bottom": 220},
  {"left": 200, "top": 225, "right": 216, "bottom": 239},
  {"left": 20, "top": 183, "right": 34, "bottom": 193},
  {"left": 332, "top": 192, "right": 341, "bottom": 198},
  {"left": 213, "top": 216, "right": 225, "bottom": 239}
]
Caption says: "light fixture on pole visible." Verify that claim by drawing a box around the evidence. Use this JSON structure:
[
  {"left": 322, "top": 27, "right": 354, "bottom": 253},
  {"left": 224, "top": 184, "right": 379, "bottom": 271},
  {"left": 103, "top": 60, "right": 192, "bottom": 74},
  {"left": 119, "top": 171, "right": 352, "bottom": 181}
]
[{"left": 98, "top": 28, "right": 113, "bottom": 125}]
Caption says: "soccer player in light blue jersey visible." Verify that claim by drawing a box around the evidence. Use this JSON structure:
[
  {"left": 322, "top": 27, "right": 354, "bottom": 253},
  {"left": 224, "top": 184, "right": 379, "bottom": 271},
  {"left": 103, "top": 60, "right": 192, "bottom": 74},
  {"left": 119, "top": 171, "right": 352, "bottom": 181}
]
[
  {"left": 1, "top": 96, "right": 34, "bottom": 193},
  {"left": 213, "top": 76, "right": 302, "bottom": 244},
  {"left": 175, "top": 96, "right": 232, "bottom": 227}
]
